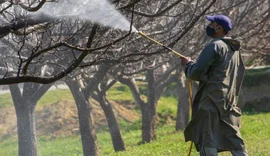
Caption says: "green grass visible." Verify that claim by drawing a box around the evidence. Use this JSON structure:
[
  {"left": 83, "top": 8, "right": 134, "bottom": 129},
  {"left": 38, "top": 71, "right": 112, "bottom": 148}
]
[
  {"left": 38, "top": 136, "right": 83, "bottom": 156},
  {"left": 107, "top": 83, "right": 178, "bottom": 116},
  {"left": 0, "top": 136, "right": 17, "bottom": 156},
  {"left": 0, "top": 89, "right": 74, "bottom": 109},
  {"left": 0, "top": 93, "right": 13, "bottom": 109},
  {"left": 158, "top": 96, "right": 178, "bottom": 116},
  {"left": 0, "top": 113, "right": 270, "bottom": 156},
  {"left": 103, "top": 113, "right": 270, "bottom": 156},
  {"left": 1, "top": 82, "right": 270, "bottom": 155},
  {"left": 37, "top": 89, "right": 73, "bottom": 108},
  {"left": 107, "top": 84, "right": 135, "bottom": 102},
  {"left": 239, "top": 113, "right": 270, "bottom": 155}
]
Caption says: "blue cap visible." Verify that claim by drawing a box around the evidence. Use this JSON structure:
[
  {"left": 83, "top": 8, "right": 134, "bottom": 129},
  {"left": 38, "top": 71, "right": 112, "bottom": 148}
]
[{"left": 206, "top": 15, "right": 232, "bottom": 32}]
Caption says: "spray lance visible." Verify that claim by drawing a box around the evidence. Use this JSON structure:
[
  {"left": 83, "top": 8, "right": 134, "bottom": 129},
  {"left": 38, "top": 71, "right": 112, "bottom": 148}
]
[
  {"left": 137, "top": 30, "right": 194, "bottom": 156},
  {"left": 137, "top": 31, "right": 186, "bottom": 58},
  {"left": 136, "top": 31, "right": 193, "bottom": 107}
]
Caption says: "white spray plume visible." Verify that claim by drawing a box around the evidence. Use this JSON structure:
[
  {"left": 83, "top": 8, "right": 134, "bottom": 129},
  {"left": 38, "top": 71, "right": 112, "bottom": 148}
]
[{"left": 39, "top": 0, "right": 137, "bottom": 32}]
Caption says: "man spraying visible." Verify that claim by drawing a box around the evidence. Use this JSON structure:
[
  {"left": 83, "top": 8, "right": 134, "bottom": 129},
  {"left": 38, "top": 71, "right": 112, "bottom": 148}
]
[{"left": 181, "top": 15, "right": 248, "bottom": 156}]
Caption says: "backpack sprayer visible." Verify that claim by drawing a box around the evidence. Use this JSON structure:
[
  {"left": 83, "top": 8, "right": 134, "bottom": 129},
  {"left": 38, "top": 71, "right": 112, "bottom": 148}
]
[{"left": 137, "top": 31, "right": 194, "bottom": 156}]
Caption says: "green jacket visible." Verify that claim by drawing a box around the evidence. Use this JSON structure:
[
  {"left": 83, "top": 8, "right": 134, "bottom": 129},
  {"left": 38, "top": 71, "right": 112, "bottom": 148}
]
[{"left": 184, "top": 37, "right": 246, "bottom": 152}]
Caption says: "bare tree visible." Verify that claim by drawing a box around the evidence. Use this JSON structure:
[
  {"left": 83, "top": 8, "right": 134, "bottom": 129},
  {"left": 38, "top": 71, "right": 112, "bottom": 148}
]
[
  {"left": 1, "top": 0, "right": 269, "bottom": 155},
  {"left": 65, "top": 62, "right": 126, "bottom": 155},
  {"left": 0, "top": 1, "right": 138, "bottom": 155},
  {"left": 9, "top": 83, "right": 52, "bottom": 156},
  {"left": 116, "top": 59, "right": 181, "bottom": 142},
  {"left": 175, "top": 69, "right": 190, "bottom": 130},
  {"left": 94, "top": 77, "right": 126, "bottom": 151},
  {"left": 66, "top": 80, "right": 100, "bottom": 156},
  {"left": 0, "top": 0, "right": 134, "bottom": 85}
]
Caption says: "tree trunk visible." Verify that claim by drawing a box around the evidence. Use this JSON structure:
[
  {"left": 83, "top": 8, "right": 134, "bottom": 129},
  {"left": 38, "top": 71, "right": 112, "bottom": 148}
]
[
  {"left": 117, "top": 76, "right": 156, "bottom": 143},
  {"left": 16, "top": 104, "right": 37, "bottom": 156},
  {"left": 142, "top": 70, "right": 157, "bottom": 143},
  {"left": 141, "top": 100, "right": 157, "bottom": 143},
  {"left": 10, "top": 84, "right": 38, "bottom": 156},
  {"left": 117, "top": 76, "right": 145, "bottom": 109},
  {"left": 175, "top": 74, "right": 190, "bottom": 131},
  {"left": 67, "top": 81, "right": 99, "bottom": 156},
  {"left": 97, "top": 93, "right": 125, "bottom": 151}
]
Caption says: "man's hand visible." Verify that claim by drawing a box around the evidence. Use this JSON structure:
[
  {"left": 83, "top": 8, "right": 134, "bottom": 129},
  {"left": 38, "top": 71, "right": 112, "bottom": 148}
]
[{"left": 180, "top": 56, "right": 192, "bottom": 65}]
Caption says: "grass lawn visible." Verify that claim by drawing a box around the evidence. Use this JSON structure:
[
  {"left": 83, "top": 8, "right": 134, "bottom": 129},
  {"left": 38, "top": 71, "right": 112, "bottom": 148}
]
[
  {"left": 0, "top": 113, "right": 269, "bottom": 156},
  {"left": 0, "top": 84, "right": 269, "bottom": 156},
  {"left": 0, "top": 89, "right": 74, "bottom": 110}
]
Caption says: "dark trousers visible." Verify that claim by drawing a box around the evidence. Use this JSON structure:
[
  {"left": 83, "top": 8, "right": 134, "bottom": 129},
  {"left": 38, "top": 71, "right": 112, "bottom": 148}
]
[{"left": 200, "top": 147, "right": 248, "bottom": 156}]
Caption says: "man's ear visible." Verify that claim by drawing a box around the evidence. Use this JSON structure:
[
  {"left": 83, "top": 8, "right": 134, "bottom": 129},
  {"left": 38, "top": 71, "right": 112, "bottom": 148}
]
[{"left": 216, "top": 25, "right": 223, "bottom": 33}]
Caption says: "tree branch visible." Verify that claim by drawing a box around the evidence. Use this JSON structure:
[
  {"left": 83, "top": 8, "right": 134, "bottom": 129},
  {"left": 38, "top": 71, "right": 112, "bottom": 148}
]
[
  {"left": 18, "top": 0, "right": 47, "bottom": 12},
  {"left": 131, "top": 0, "right": 183, "bottom": 17},
  {"left": 0, "top": 13, "right": 56, "bottom": 38}
]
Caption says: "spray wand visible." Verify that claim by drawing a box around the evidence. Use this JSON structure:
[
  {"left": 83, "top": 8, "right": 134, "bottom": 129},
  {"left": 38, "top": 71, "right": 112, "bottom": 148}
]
[
  {"left": 136, "top": 30, "right": 194, "bottom": 156},
  {"left": 137, "top": 31, "right": 186, "bottom": 58}
]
